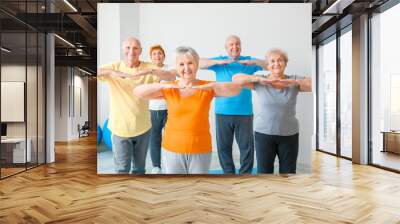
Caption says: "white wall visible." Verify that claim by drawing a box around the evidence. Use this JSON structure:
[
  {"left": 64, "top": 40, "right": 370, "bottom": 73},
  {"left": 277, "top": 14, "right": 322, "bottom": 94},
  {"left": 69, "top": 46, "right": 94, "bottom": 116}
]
[
  {"left": 1, "top": 64, "right": 46, "bottom": 164},
  {"left": 119, "top": 4, "right": 140, "bottom": 60},
  {"left": 98, "top": 3, "right": 313, "bottom": 171},
  {"left": 77, "top": 74, "right": 89, "bottom": 126},
  {"left": 55, "top": 67, "right": 89, "bottom": 141},
  {"left": 97, "top": 3, "right": 140, "bottom": 128},
  {"left": 312, "top": 45, "right": 317, "bottom": 150},
  {"left": 138, "top": 4, "right": 311, "bottom": 76},
  {"left": 1, "top": 82, "right": 24, "bottom": 122},
  {"left": 46, "top": 32, "right": 55, "bottom": 163},
  {"left": 1, "top": 66, "right": 26, "bottom": 127},
  {"left": 72, "top": 73, "right": 89, "bottom": 138},
  {"left": 1, "top": 65, "right": 39, "bottom": 138},
  {"left": 55, "top": 67, "right": 68, "bottom": 141}
]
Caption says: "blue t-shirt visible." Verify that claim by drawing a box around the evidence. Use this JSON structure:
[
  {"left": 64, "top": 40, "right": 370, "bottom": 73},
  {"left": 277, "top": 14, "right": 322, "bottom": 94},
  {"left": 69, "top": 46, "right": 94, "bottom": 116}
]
[{"left": 208, "top": 55, "right": 263, "bottom": 115}]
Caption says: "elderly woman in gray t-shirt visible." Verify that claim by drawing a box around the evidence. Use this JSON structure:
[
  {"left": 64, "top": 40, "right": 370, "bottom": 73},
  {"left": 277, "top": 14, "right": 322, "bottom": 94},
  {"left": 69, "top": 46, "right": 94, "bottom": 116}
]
[{"left": 233, "top": 48, "right": 311, "bottom": 174}]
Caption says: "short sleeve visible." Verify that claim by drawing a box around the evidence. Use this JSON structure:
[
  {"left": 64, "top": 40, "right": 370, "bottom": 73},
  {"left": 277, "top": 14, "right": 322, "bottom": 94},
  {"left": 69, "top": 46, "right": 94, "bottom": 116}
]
[
  {"left": 253, "top": 82, "right": 262, "bottom": 92},
  {"left": 147, "top": 74, "right": 160, "bottom": 84},
  {"left": 254, "top": 65, "right": 263, "bottom": 72},
  {"left": 286, "top": 75, "right": 304, "bottom": 91},
  {"left": 160, "top": 87, "right": 168, "bottom": 98},
  {"left": 97, "top": 62, "right": 117, "bottom": 82},
  {"left": 143, "top": 63, "right": 160, "bottom": 84},
  {"left": 252, "top": 64, "right": 263, "bottom": 73},
  {"left": 254, "top": 70, "right": 269, "bottom": 76},
  {"left": 293, "top": 75, "right": 305, "bottom": 80},
  {"left": 100, "top": 63, "right": 115, "bottom": 70},
  {"left": 247, "top": 57, "right": 263, "bottom": 72},
  {"left": 160, "top": 84, "right": 176, "bottom": 102},
  {"left": 209, "top": 56, "right": 222, "bottom": 60},
  {"left": 97, "top": 75, "right": 108, "bottom": 82},
  {"left": 205, "top": 80, "right": 216, "bottom": 98},
  {"left": 163, "top": 65, "right": 179, "bottom": 80},
  {"left": 207, "top": 56, "right": 223, "bottom": 72}
]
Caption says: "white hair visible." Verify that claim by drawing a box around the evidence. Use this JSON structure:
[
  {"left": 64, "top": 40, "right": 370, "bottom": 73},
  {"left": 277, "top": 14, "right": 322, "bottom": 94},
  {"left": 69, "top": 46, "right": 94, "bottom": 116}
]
[
  {"left": 266, "top": 48, "right": 289, "bottom": 63},
  {"left": 175, "top": 46, "right": 199, "bottom": 65}
]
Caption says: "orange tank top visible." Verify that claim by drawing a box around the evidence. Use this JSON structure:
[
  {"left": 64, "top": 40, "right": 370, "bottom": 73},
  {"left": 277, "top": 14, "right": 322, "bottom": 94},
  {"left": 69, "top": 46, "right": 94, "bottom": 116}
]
[{"left": 161, "top": 80, "right": 215, "bottom": 154}]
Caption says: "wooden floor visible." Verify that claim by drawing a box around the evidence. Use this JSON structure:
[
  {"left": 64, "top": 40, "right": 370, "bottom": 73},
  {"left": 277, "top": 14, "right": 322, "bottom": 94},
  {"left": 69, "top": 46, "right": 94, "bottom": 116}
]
[
  {"left": 0, "top": 167, "right": 26, "bottom": 178},
  {"left": 372, "top": 150, "right": 400, "bottom": 171},
  {"left": 1, "top": 136, "right": 400, "bottom": 223}
]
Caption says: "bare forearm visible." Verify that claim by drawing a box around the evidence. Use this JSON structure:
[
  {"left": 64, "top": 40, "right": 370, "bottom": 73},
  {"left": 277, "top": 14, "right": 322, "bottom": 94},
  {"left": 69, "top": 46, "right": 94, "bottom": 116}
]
[
  {"left": 213, "top": 82, "right": 242, "bottom": 97},
  {"left": 298, "top": 78, "right": 312, "bottom": 92},
  {"left": 199, "top": 59, "right": 219, "bottom": 69},
  {"left": 133, "top": 83, "right": 165, "bottom": 100},
  {"left": 155, "top": 69, "right": 177, "bottom": 81},
  {"left": 232, "top": 74, "right": 260, "bottom": 85},
  {"left": 98, "top": 68, "right": 113, "bottom": 77},
  {"left": 98, "top": 68, "right": 132, "bottom": 78},
  {"left": 253, "top": 59, "right": 268, "bottom": 70}
]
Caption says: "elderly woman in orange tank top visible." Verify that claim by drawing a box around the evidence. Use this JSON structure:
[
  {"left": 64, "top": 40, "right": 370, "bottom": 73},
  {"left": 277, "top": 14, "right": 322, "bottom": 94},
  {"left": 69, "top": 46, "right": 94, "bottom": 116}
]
[{"left": 134, "top": 46, "right": 242, "bottom": 174}]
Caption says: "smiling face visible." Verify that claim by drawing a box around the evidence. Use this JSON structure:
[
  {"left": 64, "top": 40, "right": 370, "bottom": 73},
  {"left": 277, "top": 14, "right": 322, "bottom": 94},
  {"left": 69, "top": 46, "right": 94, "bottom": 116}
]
[
  {"left": 150, "top": 49, "right": 165, "bottom": 67},
  {"left": 225, "top": 36, "right": 241, "bottom": 60},
  {"left": 122, "top": 38, "right": 142, "bottom": 66},
  {"left": 266, "top": 52, "right": 287, "bottom": 75},
  {"left": 175, "top": 53, "right": 198, "bottom": 80}
]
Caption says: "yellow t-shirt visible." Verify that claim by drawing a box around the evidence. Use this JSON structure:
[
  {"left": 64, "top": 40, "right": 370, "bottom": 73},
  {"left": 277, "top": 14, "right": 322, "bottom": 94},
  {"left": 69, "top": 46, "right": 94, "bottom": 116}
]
[{"left": 98, "top": 61, "right": 159, "bottom": 137}]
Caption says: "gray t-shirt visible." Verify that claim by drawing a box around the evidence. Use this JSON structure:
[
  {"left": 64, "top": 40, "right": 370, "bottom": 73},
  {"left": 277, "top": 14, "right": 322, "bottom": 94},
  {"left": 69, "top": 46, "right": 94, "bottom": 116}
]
[{"left": 253, "top": 75, "right": 304, "bottom": 136}]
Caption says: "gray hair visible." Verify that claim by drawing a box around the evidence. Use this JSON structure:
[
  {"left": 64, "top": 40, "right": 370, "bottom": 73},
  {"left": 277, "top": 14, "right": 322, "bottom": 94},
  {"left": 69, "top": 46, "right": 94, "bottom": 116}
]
[
  {"left": 225, "top": 35, "right": 241, "bottom": 44},
  {"left": 266, "top": 48, "right": 289, "bottom": 64},
  {"left": 122, "top": 37, "right": 141, "bottom": 48},
  {"left": 175, "top": 46, "right": 200, "bottom": 65}
]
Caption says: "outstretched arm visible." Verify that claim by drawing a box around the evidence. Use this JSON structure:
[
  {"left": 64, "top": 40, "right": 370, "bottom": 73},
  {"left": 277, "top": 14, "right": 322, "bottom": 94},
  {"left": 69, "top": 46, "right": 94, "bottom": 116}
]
[
  {"left": 237, "top": 59, "right": 268, "bottom": 70},
  {"left": 133, "top": 83, "right": 179, "bottom": 100},
  {"left": 232, "top": 73, "right": 263, "bottom": 89},
  {"left": 213, "top": 82, "right": 243, "bottom": 97},
  {"left": 129, "top": 68, "right": 177, "bottom": 81},
  {"left": 99, "top": 67, "right": 177, "bottom": 81},
  {"left": 199, "top": 58, "right": 235, "bottom": 69},
  {"left": 297, "top": 77, "right": 312, "bottom": 92},
  {"left": 233, "top": 73, "right": 301, "bottom": 90},
  {"left": 98, "top": 68, "right": 113, "bottom": 78},
  {"left": 152, "top": 69, "right": 177, "bottom": 81},
  {"left": 264, "top": 77, "right": 312, "bottom": 91},
  {"left": 192, "top": 82, "right": 243, "bottom": 97},
  {"left": 98, "top": 68, "right": 133, "bottom": 79}
]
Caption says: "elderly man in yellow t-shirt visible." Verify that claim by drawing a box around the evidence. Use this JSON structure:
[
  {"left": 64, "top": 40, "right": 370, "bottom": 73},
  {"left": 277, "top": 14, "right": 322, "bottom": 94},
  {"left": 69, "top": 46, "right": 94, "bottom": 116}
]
[{"left": 98, "top": 37, "right": 175, "bottom": 174}]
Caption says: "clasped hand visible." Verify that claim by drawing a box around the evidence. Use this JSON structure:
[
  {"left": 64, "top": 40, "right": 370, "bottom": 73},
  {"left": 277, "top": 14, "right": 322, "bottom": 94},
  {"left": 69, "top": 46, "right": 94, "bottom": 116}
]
[
  {"left": 162, "top": 83, "right": 214, "bottom": 90},
  {"left": 216, "top": 59, "right": 258, "bottom": 66},
  {"left": 162, "top": 83, "right": 211, "bottom": 97},
  {"left": 258, "top": 77, "right": 298, "bottom": 89},
  {"left": 112, "top": 69, "right": 154, "bottom": 79}
]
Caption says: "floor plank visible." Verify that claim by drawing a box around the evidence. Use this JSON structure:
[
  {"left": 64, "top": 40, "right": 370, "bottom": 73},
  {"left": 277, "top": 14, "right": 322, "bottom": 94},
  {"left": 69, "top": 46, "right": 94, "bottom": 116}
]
[{"left": 0, "top": 136, "right": 399, "bottom": 223}]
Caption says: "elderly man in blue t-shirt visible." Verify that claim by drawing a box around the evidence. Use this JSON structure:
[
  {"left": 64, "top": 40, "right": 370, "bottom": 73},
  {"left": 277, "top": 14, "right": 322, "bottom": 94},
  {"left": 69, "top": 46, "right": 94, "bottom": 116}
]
[{"left": 199, "top": 35, "right": 267, "bottom": 174}]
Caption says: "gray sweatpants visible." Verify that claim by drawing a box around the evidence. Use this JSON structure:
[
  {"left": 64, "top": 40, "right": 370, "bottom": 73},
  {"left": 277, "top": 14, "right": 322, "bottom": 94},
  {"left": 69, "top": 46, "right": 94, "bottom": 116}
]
[
  {"left": 162, "top": 148, "right": 211, "bottom": 174},
  {"left": 112, "top": 131, "right": 150, "bottom": 174}
]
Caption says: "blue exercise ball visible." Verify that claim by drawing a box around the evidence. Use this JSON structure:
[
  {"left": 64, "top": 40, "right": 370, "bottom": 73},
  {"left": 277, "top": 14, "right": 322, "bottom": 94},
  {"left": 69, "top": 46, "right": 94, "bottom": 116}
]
[
  {"left": 103, "top": 119, "right": 113, "bottom": 150},
  {"left": 97, "top": 125, "right": 103, "bottom": 144}
]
